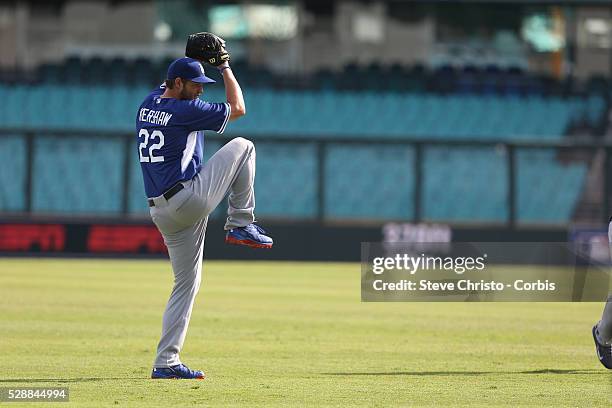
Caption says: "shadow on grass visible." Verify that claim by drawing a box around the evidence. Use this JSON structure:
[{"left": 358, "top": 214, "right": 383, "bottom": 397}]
[
  {"left": 323, "top": 369, "right": 606, "bottom": 376},
  {"left": 0, "top": 378, "right": 145, "bottom": 383}
]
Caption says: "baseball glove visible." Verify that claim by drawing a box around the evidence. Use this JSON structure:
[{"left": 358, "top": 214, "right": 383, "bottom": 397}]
[{"left": 185, "top": 32, "right": 230, "bottom": 66}]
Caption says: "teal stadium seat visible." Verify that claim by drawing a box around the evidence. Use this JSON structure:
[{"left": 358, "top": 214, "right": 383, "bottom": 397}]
[
  {"left": 422, "top": 147, "right": 508, "bottom": 222},
  {"left": 255, "top": 142, "right": 318, "bottom": 218},
  {"left": 0, "top": 135, "right": 26, "bottom": 211},
  {"left": 516, "top": 149, "right": 587, "bottom": 223},
  {"left": 32, "top": 136, "right": 124, "bottom": 214},
  {"left": 325, "top": 144, "right": 415, "bottom": 219},
  {"left": 3, "top": 86, "right": 27, "bottom": 128},
  {"left": 1, "top": 85, "right": 604, "bottom": 140},
  {"left": 0, "top": 85, "right": 6, "bottom": 125}
]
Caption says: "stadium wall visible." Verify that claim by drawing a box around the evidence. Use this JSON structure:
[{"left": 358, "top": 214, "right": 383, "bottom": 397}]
[{"left": 0, "top": 218, "right": 570, "bottom": 262}]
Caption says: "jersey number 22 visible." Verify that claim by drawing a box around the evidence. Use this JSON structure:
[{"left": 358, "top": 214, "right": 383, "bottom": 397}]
[{"left": 139, "top": 129, "right": 165, "bottom": 163}]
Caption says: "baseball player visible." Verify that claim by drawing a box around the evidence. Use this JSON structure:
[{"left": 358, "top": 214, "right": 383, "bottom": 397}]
[
  {"left": 137, "top": 33, "right": 273, "bottom": 380},
  {"left": 592, "top": 217, "right": 612, "bottom": 369}
]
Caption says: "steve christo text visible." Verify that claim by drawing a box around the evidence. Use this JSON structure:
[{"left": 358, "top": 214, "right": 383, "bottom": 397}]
[{"left": 371, "top": 279, "right": 556, "bottom": 292}]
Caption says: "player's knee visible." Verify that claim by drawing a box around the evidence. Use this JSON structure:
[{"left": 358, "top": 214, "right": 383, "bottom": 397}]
[{"left": 232, "top": 137, "right": 254, "bottom": 153}]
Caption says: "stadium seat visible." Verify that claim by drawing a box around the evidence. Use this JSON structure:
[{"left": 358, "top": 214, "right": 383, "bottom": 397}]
[
  {"left": 32, "top": 136, "right": 124, "bottom": 214},
  {"left": 0, "top": 83, "right": 603, "bottom": 142},
  {"left": 325, "top": 144, "right": 415, "bottom": 220},
  {"left": 422, "top": 146, "right": 508, "bottom": 222},
  {"left": 0, "top": 135, "right": 26, "bottom": 211},
  {"left": 516, "top": 149, "right": 587, "bottom": 223}
]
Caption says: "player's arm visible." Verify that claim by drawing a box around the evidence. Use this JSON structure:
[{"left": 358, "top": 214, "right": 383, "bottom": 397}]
[
  {"left": 218, "top": 62, "right": 245, "bottom": 122},
  {"left": 185, "top": 32, "right": 245, "bottom": 121}
]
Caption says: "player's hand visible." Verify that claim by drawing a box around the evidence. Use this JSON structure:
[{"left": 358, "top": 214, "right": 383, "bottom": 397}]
[{"left": 185, "top": 32, "right": 230, "bottom": 67}]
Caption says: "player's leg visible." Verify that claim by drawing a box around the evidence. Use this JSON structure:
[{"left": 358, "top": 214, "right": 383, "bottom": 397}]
[
  {"left": 597, "top": 296, "right": 612, "bottom": 343},
  {"left": 593, "top": 296, "right": 612, "bottom": 369},
  {"left": 192, "top": 137, "right": 272, "bottom": 248},
  {"left": 599, "top": 217, "right": 612, "bottom": 345},
  {"left": 151, "top": 214, "right": 207, "bottom": 378},
  {"left": 592, "top": 218, "right": 612, "bottom": 369}
]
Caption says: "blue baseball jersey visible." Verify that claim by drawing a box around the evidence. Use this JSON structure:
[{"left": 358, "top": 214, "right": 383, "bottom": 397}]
[{"left": 136, "top": 86, "right": 230, "bottom": 198}]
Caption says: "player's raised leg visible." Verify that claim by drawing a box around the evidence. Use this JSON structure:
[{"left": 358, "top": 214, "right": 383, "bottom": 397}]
[{"left": 192, "top": 136, "right": 273, "bottom": 248}]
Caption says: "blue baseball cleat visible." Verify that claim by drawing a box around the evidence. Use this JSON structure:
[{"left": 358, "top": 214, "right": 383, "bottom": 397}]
[
  {"left": 225, "top": 223, "right": 273, "bottom": 249},
  {"left": 151, "top": 364, "right": 205, "bottom": 379},
  {"left": 592, "top": 324, "right": 612, "bottom": 369}
]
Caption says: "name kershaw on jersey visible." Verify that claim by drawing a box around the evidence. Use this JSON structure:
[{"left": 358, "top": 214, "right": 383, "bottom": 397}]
[{"left": 139, "top": 108, "right": 173, "bottom": 126}]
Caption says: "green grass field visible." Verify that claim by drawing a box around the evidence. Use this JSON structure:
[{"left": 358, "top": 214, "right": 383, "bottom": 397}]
[{"left": 0, "top": 258, "right": 610, "bottom": 407}]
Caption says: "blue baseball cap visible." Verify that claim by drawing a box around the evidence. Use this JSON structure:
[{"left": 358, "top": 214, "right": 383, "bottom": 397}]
[{"left": 167, "top": 57, "right": 215, "bottom": 84}]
